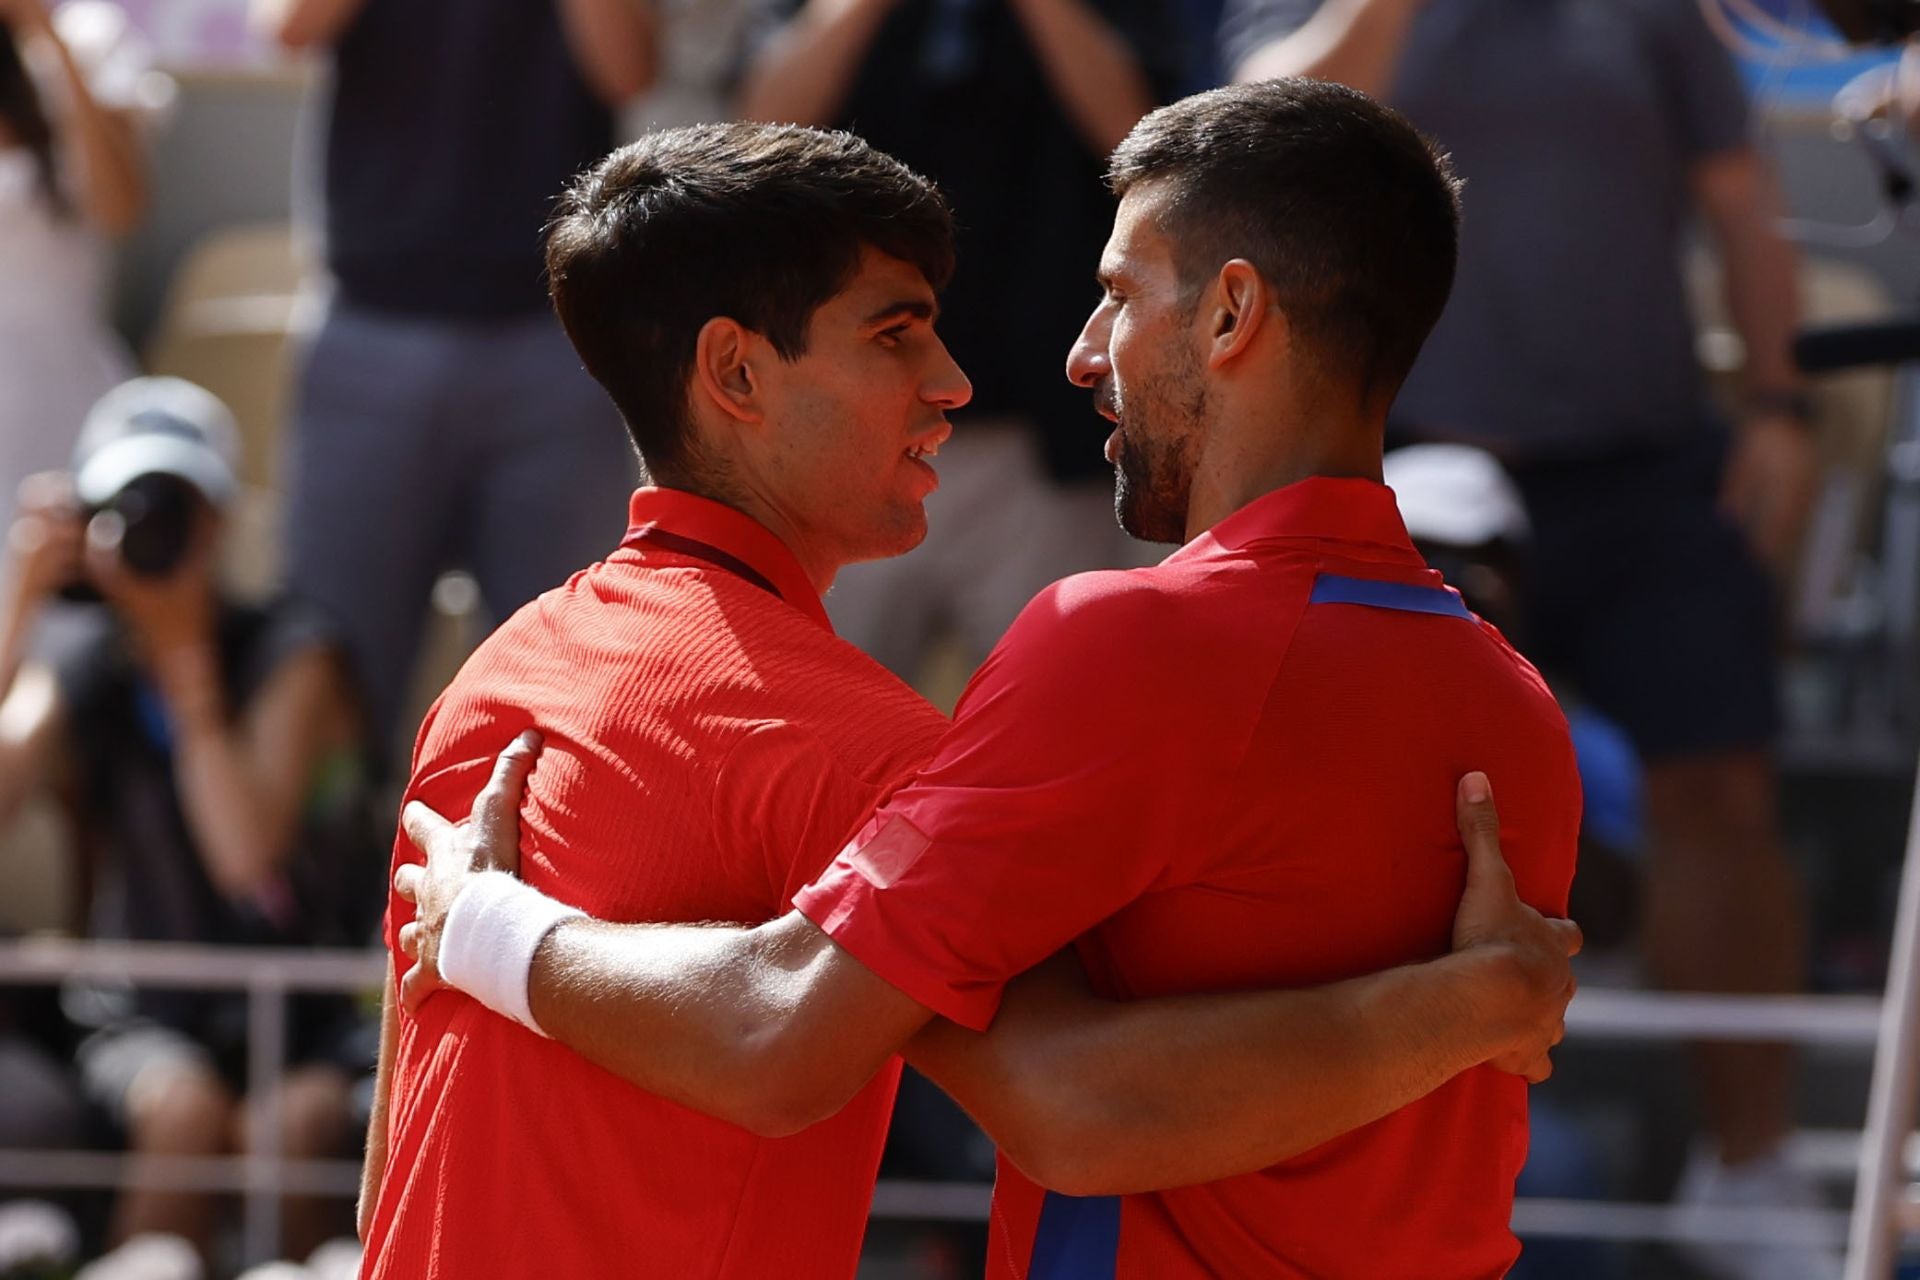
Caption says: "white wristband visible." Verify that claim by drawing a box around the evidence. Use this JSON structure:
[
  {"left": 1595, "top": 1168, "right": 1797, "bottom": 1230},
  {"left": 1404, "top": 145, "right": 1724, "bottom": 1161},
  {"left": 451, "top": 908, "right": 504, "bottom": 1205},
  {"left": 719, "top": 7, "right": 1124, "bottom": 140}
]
[{"left": 437, "top": 871, "right": 585, "bottom": 1038}]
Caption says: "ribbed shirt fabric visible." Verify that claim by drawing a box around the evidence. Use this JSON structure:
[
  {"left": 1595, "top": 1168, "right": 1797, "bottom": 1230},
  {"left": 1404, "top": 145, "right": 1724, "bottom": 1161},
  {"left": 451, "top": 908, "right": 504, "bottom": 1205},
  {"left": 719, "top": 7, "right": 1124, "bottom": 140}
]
[
  {"left": 364, "top": 488, "right": 947, "bottom": 1279},
  {"left": 797, "top": 477, "right": 1582, "bottom": 1279}
]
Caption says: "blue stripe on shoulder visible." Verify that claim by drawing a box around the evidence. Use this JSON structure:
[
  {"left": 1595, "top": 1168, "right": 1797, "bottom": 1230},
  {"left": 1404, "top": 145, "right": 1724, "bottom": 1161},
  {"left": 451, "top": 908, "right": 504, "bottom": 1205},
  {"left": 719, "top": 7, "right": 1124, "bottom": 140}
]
[
  {"left": 1308, "top": 572, "right": 1474, "bottom": 621},
  {"left": 1030, "top": 1192, "right": 1121, "bottom": 1280}
]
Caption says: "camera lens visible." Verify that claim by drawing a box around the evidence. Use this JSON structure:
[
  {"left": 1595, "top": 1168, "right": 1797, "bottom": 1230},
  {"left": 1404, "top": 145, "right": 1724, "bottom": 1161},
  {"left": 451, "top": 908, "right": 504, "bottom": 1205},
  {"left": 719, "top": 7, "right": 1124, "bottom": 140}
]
[{"left": 108, "top": 474, "right": 199, "bottom": 578}]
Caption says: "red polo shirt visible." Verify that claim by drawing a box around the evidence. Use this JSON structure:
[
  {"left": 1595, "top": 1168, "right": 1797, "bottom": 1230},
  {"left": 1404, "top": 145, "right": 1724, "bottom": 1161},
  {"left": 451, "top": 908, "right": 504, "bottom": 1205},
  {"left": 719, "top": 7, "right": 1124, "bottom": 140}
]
[
  {"left": 796, "top": 477, "right": 1582, "bottom": 1279},
  {"left": 363, "top": 489, "right": 948, "bottom": 1280}
]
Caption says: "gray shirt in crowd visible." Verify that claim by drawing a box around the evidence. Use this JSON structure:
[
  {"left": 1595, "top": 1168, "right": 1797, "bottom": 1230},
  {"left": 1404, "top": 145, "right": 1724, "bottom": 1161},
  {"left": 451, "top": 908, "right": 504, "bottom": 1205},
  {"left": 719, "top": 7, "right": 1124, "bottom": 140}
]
[{"left": 1220, "top": 0, "right": 1752, "bottom": 459}]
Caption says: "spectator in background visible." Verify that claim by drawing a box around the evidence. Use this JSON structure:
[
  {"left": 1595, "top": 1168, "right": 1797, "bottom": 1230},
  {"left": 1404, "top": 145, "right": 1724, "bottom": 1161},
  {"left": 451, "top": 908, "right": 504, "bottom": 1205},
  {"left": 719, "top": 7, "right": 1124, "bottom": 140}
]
[
  {"left": 621, "top": 0, "right": 752, "bottom": 132},
  {"left": 737, "top": 0, "right": 1181, "bottom": 686},
  {"left": 1227, "top": 7, "right": 1820, "bottom": 1278},
  {"left": 0, "top": 379, "right": 381, "bottom": 1266},
  {"left": 250, "top": 0, "right": 654, "bottom": 761},
  {"left": 0, "top": 0, "right": 163, "bottom": 531}
]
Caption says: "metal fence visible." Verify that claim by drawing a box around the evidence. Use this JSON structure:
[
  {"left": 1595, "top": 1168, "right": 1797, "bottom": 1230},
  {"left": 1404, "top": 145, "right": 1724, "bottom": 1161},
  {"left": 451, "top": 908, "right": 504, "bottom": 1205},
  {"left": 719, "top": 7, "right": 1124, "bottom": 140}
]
[{"left": 0, "top": 940, "right": 1896, "bottom": 1267}]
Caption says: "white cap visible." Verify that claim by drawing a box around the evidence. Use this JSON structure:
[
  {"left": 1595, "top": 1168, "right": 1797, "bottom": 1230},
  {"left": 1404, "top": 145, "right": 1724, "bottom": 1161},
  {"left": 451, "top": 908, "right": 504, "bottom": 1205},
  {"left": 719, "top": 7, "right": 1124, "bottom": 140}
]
[
  {"left": 1383, "top": 444, "right": 1531, "bottom": 548},
  {"left": 72, "top": 377, "right": 240, "bottom": 508}
]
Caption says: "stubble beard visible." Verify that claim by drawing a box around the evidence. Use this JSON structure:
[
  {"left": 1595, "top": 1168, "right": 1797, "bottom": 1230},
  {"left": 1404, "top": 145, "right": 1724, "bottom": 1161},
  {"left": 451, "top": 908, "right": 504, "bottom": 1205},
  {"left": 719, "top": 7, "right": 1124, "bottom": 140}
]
[{"left": 1109, "top": 363, "right": 1205, "bottom": 546}]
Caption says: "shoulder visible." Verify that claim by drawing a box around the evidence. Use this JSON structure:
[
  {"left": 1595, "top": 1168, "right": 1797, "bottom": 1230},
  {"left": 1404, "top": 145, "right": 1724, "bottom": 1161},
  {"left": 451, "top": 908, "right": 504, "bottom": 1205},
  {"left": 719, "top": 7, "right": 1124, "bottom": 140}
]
[{"left": 977, "top": 561, "right": 1302, "bottom": 735}]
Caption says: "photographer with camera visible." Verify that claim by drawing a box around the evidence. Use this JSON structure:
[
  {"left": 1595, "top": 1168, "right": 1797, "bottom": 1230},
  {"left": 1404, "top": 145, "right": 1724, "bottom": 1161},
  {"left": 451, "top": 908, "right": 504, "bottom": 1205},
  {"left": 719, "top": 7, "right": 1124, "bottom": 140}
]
[{"left": 0, "top": 377, "right": 381, "bottom": 1269}]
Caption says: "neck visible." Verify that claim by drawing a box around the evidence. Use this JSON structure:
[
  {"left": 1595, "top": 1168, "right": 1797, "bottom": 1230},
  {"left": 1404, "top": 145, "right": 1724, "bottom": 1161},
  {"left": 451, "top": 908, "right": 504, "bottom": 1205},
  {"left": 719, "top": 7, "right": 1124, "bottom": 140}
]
[
  {"left": 656, "top": 469, "right": 842, "bottom": 599},
  {"left": 1182, "top": 393, "right": 1384, "bottom": 541}
]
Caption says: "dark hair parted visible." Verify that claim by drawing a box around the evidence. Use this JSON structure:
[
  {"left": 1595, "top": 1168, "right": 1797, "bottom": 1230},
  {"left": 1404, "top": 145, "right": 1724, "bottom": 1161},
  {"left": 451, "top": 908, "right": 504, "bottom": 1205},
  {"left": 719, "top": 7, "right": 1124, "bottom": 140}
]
[
  {"left": 1108, "top": 78, "right": 1462, "bottom": 404},
  {"left": 545, "top": 122, "right": 955, "bottom": 476}
]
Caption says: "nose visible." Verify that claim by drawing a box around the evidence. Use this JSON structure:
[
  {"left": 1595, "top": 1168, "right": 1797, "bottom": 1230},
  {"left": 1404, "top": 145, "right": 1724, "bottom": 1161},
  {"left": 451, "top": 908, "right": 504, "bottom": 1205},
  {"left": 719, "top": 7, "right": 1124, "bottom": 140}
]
[
  {"left": 1066, "top": 303, "right": 1112, "bottom": 389},
  {"left": 924, "top": 336, "right": 973, "bottom": 410}
]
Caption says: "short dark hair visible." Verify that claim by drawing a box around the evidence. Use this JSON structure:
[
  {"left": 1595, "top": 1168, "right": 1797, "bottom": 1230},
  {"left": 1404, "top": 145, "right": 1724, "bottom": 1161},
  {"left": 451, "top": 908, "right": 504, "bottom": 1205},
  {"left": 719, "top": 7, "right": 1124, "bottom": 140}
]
[
  {"left": 546, "top": 123, "right": 956, "bottom": 476},
  {"left": 1107, "top": 78, "right": 1462, "bottom": 404}
]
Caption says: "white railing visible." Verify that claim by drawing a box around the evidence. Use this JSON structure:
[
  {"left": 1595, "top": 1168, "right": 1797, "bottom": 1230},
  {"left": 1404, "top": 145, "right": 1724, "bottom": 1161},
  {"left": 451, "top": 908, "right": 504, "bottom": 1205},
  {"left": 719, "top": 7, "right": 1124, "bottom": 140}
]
[{"left": 0, "top": 939, "right": 1902, "bottom": 1265}]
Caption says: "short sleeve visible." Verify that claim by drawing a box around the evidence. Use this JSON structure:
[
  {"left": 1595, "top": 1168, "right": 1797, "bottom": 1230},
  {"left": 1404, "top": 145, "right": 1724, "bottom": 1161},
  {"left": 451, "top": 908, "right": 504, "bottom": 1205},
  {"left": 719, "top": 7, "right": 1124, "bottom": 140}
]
[
  {"left": 1640, "top": 0, "right": 1749, "bottom": 157},
  {"left": 1217, "top": 0, "right": 1321, "bottom": 83},
  {"left": 793, "top": 574, "right": 1248, "bottom": 1030},
  {"left": 710, "top": 720, "right": 919, "bottom": 912}
]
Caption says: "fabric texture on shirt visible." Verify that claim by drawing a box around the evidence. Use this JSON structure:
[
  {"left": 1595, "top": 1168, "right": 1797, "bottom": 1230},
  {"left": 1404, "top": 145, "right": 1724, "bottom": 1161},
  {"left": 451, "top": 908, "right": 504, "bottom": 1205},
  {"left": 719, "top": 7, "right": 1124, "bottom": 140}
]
[
  {"left": 1221, "top": 0, "right": 1750, "bottom": 456},
  {"left": 796, "top": 476, "right": 1582, "bottom": 1278},
  {"left": 365, "top": 488, "right": 949, "bottom": 1280}
]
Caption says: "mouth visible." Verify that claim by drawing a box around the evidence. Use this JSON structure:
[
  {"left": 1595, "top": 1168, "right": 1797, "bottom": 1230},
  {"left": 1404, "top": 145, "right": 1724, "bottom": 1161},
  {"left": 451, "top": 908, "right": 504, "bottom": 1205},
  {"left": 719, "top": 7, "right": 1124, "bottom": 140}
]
[
  {"left": 1104, "top": 426, "right": 1122, "bottom": 465},
  {"left": 905, "top": 421, "right": 952, "bottom": 462}
]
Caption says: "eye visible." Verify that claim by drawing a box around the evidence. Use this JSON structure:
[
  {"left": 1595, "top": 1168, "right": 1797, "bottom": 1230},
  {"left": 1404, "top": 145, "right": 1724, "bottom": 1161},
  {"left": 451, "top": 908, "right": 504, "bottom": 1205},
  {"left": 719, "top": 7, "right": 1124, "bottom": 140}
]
[{"left": 876, "top": 323, "right": 911, "bottom": 347}]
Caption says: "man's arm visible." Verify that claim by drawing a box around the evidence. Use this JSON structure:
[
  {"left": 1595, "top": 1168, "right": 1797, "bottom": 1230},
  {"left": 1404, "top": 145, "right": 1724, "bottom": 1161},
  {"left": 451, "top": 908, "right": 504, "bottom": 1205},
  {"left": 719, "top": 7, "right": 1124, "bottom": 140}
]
[
  {"left": 556, "top": 0, "right": 656, "bottom": 107},
  {"left": 397, "top": 748, "right": 1576, "bottom": 1179},
  {"left": 357, "top": 971, "right": 399, "bottom": 1242},
  {"left": 1692, "top": 146, "right": 1816, "bottom": 570},
  {"left": 1006, "top": 0, "right": 1157, "bottom": 154},
  {"left": 1229, "top": 0, "right": 1422, "bottom": 98},
  {"left": 904, "top": 776, "right": 1575, "bottom": 1194},
  {"left": 735, "top": 0, "right": 896, "bottom": 125}
]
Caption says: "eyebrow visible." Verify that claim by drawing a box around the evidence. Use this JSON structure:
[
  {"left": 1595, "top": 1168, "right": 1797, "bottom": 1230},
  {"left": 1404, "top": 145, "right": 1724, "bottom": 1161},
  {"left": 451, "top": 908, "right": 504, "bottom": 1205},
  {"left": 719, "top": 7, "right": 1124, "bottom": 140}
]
[{"left": 862, "top": 299, "right": 939, "bottom": 328}]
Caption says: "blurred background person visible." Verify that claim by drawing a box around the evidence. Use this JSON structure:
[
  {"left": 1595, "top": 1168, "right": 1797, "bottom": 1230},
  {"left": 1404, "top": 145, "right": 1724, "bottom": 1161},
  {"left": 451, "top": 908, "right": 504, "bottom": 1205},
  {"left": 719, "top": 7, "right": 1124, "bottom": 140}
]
[
  {"left": 0, "top": 0, "right": 162, "bottom": 532},
  {"left": 621, "top": 0, "right": 750, "bottom": 132},
  {"left": 1225, "top": 4, "right": 1821, "bottom": 1278},
  {"left": 249, "top": 0, "right": 654, "bottom": 765},
  {"left": 0, "top": 378, "right": 380, "bottom": 1268},
  {"left": 736, "top": 0, "right": 1183, "bottom": 691}
]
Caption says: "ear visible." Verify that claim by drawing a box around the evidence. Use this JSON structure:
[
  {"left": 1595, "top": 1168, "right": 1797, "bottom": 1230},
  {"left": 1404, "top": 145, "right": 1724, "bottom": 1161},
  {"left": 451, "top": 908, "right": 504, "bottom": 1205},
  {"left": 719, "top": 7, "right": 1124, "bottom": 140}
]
[
  {"left": 691, "top": 317, "right": 763, "bottom": 425},
  {"left": 1205, "top": 259, "right": 1273, "bottom": 370}
]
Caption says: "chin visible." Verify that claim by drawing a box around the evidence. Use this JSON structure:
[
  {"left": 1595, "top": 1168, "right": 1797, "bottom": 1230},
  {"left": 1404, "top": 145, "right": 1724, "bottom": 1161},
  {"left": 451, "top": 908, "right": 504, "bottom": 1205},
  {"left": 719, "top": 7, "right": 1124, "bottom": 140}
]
[{"left": 850, "top": 511, "right": 928, "bottom": 565}]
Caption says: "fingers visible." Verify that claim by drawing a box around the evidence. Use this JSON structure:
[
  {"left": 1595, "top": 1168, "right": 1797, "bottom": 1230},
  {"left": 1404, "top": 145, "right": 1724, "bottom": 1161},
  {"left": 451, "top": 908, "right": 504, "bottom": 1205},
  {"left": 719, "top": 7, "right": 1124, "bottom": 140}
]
[
  {"left": 1455, "top": 772, "right": 1514, "bottom": 894},
  {"left": 393, "top": 861, "right": 422, "bottom": 904},
  {"left": 400, "top": 801, "right": 449, "bottom": 857},
  {"left": 397, "top": 921, "right": 420, "bottom": 959},
  {"left": 398, "top": 960, "right": 443, "bottom": 1013},
  {"left": 474, "top": 730, "right": 542, "bottom": 853}
]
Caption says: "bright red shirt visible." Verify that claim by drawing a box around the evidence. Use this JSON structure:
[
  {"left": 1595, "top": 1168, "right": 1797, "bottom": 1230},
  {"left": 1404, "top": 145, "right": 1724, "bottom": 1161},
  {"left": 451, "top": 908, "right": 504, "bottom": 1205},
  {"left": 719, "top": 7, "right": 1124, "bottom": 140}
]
[
  {"left": 363, "top": 489, "right": 948, "bottom": 1280},
  {"left": 796, "top": 477, "right": 1582, "bottom": 1280}
]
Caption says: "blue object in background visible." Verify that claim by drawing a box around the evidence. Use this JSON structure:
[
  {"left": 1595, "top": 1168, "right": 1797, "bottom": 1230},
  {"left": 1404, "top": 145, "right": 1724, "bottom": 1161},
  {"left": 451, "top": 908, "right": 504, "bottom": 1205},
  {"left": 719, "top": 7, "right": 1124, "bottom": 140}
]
[{"left": 1725, "top": 0, "right": 1901, "bottom": 107}]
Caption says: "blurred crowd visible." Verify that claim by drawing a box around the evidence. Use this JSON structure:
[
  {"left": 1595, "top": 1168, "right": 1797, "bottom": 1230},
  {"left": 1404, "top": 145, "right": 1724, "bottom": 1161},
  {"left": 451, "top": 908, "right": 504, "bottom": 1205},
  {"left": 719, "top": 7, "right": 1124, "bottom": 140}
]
[{"left": 0, "top": 0, "right": 1915, "bottom": 1276}]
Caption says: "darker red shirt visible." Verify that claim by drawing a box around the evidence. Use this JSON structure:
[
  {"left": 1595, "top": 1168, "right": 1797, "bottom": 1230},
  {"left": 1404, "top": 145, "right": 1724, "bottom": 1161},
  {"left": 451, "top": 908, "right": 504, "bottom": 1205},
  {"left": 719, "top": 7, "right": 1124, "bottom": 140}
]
[
  {"left": 796, "top": 477, "right": 1581, "bottom": 1279},
  {"left": 363, "top": 489, "right": 948, "bottom": 1280}
]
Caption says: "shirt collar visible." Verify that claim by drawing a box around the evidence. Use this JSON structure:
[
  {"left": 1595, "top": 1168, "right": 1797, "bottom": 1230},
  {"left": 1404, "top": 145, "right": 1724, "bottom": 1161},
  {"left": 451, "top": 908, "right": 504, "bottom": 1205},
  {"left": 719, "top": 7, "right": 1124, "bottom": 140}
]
[
  {"left": 621, "top": 487, "right": 833, "bottom": 632},
  {"left": 1183, "top": 476, "right": 1422, "bottom": 561}
]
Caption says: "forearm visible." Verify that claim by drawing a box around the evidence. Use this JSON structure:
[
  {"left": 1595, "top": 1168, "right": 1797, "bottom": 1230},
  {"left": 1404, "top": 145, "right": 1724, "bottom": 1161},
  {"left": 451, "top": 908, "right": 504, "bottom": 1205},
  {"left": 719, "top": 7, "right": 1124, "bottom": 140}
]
[
  {"left": 911, "top": 949, "right": 1527, "bottom": 1196},
  {"left": 1709, "top": 163, "right": 1803, "bottom": 399},
  {"left": 1007, "top": 0, "right": 1155, "bottom": 153},
  {"left": 556, "top": 0, "right": 656, "bottom": 106},
  {"left": 1230, "top": 0, "right": 1421, "bottom": 97},
  {"left": 250, "top": 0, "right": 368, "bottom": 49},
  {"left": 37, "top": 33, "right": 144, "bottom": 235},
  {"left": 736, "top": 0, "right": 895, "bottom": 125},
  {"left": 357, "top": 974, "right": 399, "bottom": 1242},
  {"left": 525, "top": 912, "right": 924, "bottom": 1136}
]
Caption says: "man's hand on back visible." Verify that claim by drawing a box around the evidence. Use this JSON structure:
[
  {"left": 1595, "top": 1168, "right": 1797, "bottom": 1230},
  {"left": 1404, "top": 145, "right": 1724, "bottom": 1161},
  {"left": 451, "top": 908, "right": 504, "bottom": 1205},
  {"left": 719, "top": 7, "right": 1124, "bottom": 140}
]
[
  {"left": 1448, "top": 772, "right": 1582, "bottom": 1082},
  {"left": 393, "top": 729, "right": 541, "bottom": 1008}
]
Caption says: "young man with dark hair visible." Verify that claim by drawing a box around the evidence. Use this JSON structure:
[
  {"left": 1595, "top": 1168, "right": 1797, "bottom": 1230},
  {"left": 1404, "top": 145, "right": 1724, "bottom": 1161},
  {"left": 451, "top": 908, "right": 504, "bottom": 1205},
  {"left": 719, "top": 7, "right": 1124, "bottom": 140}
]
[{"left": 395, "top": 83, "right": 1582, "bottom": 1277}]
